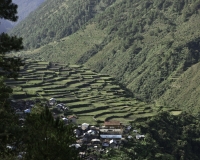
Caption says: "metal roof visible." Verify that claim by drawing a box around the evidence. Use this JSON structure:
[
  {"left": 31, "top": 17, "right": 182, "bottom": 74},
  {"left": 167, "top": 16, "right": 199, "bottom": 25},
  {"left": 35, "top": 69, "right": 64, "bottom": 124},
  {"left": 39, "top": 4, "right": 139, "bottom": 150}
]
[{"left": 100, "top": 135, "right": 122, "bottom": 139}]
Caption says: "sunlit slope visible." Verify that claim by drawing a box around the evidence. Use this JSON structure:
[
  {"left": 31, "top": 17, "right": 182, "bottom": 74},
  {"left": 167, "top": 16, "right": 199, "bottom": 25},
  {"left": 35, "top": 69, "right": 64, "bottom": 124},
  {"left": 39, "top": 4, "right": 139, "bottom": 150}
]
[
  {"left": 18, "top": 23, "right": 106, "bottom": 64},
  {"left": 6, "top": 59, "right": 178, "bottom": 125},
  {"left": 159, "top": 62, "right": 200, "bottom": 114}
]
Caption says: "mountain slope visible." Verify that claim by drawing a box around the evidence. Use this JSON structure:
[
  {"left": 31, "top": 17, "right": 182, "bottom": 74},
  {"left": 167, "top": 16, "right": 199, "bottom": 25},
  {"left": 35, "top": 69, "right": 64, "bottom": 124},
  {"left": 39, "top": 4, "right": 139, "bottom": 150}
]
[
  {"left": 158, "top": 62, "right": 200, "bottom": 113},
  {"left": 11, "top": 0, "right": 200, "bottom": 112},
  {"left": 9, "top": 0, "right": 116, "bottom": 48}
]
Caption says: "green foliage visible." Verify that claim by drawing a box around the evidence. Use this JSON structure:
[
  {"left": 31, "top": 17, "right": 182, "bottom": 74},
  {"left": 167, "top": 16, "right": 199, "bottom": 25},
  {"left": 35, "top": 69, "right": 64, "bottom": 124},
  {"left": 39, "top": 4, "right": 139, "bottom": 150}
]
[
  {"left": 159, "top": 61, "right": 200, "bottom": 114},
  {"left": 0, "top": 0, "right": 18, "bottom": 21},
  {"left": 11, "top": 0, "right": 200, "bottom": 110},
  {"left": 0, "top": 1, "right": 24, "bottom": 159},
  {"left": 0, "top": 0, "right": 23, "bottom": 115},
  {"left": 10, "top": 0, "right": 116, "bottom": 49},
  {"left": 23, "top": 107, "right": 79, "bottom": 160},
  {"left": 6, "top": 59, "right": 153, "bottom": 125},
  {"left": 106, "top": 112, "right": 200, "bottom": 160}
]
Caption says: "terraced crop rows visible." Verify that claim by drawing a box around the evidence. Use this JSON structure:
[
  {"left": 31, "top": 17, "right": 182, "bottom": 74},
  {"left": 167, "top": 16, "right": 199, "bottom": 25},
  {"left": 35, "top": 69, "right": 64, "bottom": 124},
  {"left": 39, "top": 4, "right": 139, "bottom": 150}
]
[{"left": 7, "top": 58, "right": 166, "bottom": 125}]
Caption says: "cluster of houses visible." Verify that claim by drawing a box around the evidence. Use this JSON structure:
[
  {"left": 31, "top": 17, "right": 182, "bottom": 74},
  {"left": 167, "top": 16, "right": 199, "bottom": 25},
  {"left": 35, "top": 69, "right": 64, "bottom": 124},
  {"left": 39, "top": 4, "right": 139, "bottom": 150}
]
[
  {"left": 10, "top": 97, "right": 66, "bottom": 114},
  {"left": 70, "top": 120, "right": 145, "bottom": 159},
  {"left": 9, "top": 97, "right": 146, "bottom": 159},
  {"left": 10, "top": 99, "right": 36, "bottom": 115}
]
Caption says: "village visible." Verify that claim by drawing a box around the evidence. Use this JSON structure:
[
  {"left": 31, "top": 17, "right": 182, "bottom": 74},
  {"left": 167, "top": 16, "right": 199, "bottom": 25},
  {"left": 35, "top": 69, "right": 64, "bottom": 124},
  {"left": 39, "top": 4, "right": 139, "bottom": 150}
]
[{"left": 10, "top": 97, "right": 146, "bottom": 160}]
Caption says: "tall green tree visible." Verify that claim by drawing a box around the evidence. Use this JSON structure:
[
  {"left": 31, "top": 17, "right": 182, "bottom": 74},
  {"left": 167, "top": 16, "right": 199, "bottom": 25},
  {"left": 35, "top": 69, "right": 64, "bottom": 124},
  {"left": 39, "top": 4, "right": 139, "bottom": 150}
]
[
  {"left": 0, "top": 0, "right": 23, "bottom": 158},
  {"left": 23, "top": 107, "right": 79, "bottom": 160},
  {"left": 0, "top": 0, "right": 24, "bottom": 107}
]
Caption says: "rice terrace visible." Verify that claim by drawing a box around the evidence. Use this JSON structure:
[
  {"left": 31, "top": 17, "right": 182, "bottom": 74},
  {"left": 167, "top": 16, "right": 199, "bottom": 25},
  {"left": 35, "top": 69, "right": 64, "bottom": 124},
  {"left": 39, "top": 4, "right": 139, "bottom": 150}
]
[{"left": 6, "top": 58, "right": 181, "bottom": 125}]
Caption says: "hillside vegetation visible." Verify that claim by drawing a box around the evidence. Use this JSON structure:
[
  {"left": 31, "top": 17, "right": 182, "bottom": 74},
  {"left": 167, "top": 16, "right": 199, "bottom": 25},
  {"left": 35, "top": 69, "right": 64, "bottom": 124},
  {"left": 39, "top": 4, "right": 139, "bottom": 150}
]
[
  {"left": 158, "top": 62, "right": 200, "bottom": 113},
  {"left": 8, "top": 58, "right": 176, "bottom": 125},
  {"left": 10, "top": 0, "right": 200, "bottom": 113},
  {"left": 106, "top": 112, "right": 200, "bottom": 160},
  {"left": 9, "top": 0, "right": 116, "bottom": 48}
]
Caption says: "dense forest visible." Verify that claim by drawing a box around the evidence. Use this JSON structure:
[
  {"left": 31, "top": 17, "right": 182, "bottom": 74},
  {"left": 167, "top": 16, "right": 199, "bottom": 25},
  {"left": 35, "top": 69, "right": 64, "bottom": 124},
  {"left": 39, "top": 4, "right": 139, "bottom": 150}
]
[
  {"left": 103, "top": 112, "right": 200, "bottom": 160},
  {"left": 10, "top": 0, "right": 200, "bottom": 113},
  {"left": 9, "top": 0, "right": 116, "bottom": 48}
]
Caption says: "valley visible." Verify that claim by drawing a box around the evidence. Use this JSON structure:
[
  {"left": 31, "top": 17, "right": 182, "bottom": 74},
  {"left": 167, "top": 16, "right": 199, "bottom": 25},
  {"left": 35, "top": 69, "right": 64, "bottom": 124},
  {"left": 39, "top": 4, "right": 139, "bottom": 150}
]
[{"left": 2, "top": 0, "right": 200, "bottom": 159}]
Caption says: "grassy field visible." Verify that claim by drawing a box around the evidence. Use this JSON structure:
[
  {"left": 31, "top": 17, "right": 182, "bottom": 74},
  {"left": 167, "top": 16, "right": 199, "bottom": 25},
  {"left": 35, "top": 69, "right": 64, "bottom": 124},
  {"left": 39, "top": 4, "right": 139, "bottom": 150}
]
[{"left": 6, "top": 59, "right": 179, "bottom": 125}]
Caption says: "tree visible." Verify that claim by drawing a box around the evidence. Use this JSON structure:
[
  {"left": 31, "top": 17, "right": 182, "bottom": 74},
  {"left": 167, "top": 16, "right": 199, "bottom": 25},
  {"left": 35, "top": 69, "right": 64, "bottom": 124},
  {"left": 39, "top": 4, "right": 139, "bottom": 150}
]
[
  {"left": 0, "top": 0, "right": 23, "bottom": 159},
  {"left": 0, "top": 0, "right": 24, "bottom": 107},
  {"left": 23, "top": 107, "right": 79, "bottom": 160}
]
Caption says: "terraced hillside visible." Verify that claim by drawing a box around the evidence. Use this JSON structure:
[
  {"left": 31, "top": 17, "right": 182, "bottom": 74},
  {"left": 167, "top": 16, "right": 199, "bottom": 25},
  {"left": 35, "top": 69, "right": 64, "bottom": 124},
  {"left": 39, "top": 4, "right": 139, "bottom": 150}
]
[
  {"left": 6, "top": 59, "right": 180, "bottom": 125},
  {"left": 11, "top": 0, "right": 200, "bottom": 111}
]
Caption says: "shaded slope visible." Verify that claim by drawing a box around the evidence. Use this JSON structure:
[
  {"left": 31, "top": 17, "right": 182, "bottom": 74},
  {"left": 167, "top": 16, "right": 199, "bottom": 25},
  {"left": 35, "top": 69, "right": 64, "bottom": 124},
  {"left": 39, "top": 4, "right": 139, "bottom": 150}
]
[
  {"left": 9, "top": 0, "right": 116, "bottom": 48},
  {"left": 158, "top": 62, "right": 200, "bottom": 113}
]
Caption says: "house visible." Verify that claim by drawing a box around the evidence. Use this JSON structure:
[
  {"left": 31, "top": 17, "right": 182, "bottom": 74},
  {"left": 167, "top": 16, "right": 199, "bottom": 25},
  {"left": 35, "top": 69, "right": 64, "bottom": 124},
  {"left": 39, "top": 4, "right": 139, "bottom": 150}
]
[
  {"left": 69, "top": 144, "right": 81, "bottom": 149},
  {"left": 82, "top": 133, "right": 90, "bottom": 142},
  {"left": 102, "top": 141, "right": 109, "bottom": 147},
  {"left": 91, "top": 139, "right": 101, "bottom": 145},
  {"left": 104, "top": 120, "right": 123, "bottom": 130},
  {"left": 109, "top": 139, "right": 117, "bottom": 148},
  {"left": 79, "top": 152, "right": 86, "bottom": 159},
  {"left": 68, "top": 115, "right": 77, "bottom": 124},
  {"left": 56, "top": 104, "right": 65, "bottom": 110},
  {"left": 24, "top": 108, "right": 31, "bottom": 113},
  {"left": 133, "top": 130, "right": 138, "bottom": 133},
  {"left": 87, "top": 130, "right": 96, "bottom": 135},
  {"left": 74, "top": 129, "right": 82, "bottom": 137},
  {"left": 100, "top": 135, "right": 122, "bottom": 144},
  {"left": 62, "top": 117, "right": 68, "bottom": 124},
  {"left": 89, "top": 126, "right": 96, "bottom": 130},
  {"left": 49, "top": 98, "right": 56, "bottom": 106},
  {"left": 81, "top": 123, "right": 89, "bottom": 130},
  {"left": 100, "top": 120, "right": 123, "bottom": 134},
  {"left": 136, "top": 134, "right": 145, "bottom": 140},
  {"left": 126, "top": 125, "right": 132, "bottom": 130}
]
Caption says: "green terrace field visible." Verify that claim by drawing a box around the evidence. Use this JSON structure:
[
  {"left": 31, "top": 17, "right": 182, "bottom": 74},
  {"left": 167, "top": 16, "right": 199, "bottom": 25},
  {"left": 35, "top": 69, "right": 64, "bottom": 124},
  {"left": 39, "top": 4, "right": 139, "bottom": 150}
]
[{"left": 6, "top": 59, "right": 180, "bottom": 125}]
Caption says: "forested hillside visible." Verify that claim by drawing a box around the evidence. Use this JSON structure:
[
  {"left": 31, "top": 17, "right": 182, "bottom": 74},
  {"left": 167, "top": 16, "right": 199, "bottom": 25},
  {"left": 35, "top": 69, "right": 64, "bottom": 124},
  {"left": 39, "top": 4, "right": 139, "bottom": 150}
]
[
  {"left": 159, "top": 62, "right": 200, "bottom": 113},
  {"left": 10, "top": 0, "right": 200, "bottom": 113},
  {"left": 104, "top": 112, "right": 200, "bottom": 160},
  {"left": 9, "top": 0, "right": 116, "bottom": 48}
]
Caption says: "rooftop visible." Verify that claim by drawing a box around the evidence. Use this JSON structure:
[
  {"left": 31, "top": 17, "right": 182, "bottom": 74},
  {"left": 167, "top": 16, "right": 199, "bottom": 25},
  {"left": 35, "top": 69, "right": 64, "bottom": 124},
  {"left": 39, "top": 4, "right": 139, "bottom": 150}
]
[
  {"left": 104, "top": 120, "right": 121, "bottom": 126},
  {"left": 68, "top": 115, "right": 77, "bottom": 119}
]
